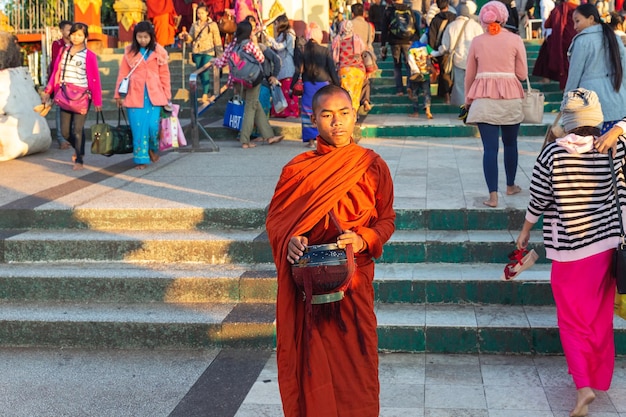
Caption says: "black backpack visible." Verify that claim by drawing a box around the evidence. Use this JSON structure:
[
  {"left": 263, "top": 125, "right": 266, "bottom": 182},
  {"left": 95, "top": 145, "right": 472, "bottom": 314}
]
[{"left": 389, "top": 7, "right": 416, "bottom": 40}]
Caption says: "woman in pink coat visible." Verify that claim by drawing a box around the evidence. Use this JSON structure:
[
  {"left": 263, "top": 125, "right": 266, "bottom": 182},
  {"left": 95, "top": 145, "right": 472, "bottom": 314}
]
[{"left": 114, "top": 21, "right": 172, "bottom": 169}]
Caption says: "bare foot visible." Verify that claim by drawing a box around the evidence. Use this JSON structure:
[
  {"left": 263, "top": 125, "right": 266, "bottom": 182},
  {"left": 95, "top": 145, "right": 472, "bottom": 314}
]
[
  {"left": 242, "top": 143, "right": 256, "bottom": 149},
  {"left": 507, "top": 185, "right": 522, "bottom": 195},
  {"left": 570, "top": 387, "right": 595, "bottom": 417},
  {"left": 60, "top": 142, "right": 70, "bottom": 150},
  {"left": 135, "top": 164, "right": 147, "bottom": 170},
  {"left": 483, "top": 192, "right": 498, "bottom": 208},
  {"left": 149, "top": 150, "right": 160, "bottom": 163},
  {"left": 72, "top": 163, "right": 84, "bottom": 171}
]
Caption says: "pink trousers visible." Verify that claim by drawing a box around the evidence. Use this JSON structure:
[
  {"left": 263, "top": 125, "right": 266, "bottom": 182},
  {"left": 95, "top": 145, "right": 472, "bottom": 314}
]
[{"left": 551, "top": 249, "right": 615, "bottom": 390}]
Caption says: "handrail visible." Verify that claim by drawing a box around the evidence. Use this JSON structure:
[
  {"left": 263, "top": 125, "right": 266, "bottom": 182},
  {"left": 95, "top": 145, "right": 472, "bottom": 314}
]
[{"left": 183, "top": 59, "right": 229, "bottom": 152}]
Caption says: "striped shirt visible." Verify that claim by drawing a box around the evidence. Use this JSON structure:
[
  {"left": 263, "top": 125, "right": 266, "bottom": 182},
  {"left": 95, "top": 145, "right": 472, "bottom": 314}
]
[
  {"left": 59, "top": 48, "right": 88, "bottom": 87},
  {"left": 526, "top": 136, "right": 626, "bottom": 262}
]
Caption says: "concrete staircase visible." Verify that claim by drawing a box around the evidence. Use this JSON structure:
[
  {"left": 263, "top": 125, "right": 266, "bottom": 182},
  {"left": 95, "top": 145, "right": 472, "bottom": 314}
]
[{"left": 8, "top": 40, "right": 625, "bottom": 355}]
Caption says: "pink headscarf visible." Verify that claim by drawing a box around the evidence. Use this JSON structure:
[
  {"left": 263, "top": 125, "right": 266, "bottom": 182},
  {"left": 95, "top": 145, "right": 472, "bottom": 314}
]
[
  {"left": 479, "top": 1, "right": 509, "bottom": 28},
  {"left": 331, "top": 20, "right": 365, "bottom": 64},
  {"left": 305, "top": 22, "right": 323, "bottom": 44}
]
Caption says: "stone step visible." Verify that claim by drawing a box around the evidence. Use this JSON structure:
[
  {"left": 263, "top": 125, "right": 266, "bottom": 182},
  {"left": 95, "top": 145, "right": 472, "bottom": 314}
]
[
  {"left": 1, "top": 229, "right": 547, "bottom": 264},
  {"left": 0, "top": 208, "right": 532, "bottom": 231},
  {"left": 2, "top": 300, "right": 625, "bottom": 353},
  {"left": 0, "top": 262, "right": 553, "bottom": 305},
  {"left": 0, "top": 300, "right": 275, "bottom": 349},
  {"left": 370, "top": 82, "right": 562, "bottom": 94}
]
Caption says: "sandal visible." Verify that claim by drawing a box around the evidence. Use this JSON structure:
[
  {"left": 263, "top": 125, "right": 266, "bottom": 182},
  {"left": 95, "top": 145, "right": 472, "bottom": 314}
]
[{"left": 501, "top": 248, "right": 538, "bottom": 281}]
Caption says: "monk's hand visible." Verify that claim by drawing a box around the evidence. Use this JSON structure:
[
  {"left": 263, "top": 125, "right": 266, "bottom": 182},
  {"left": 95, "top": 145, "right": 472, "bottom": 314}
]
[
  {"left": 287, "top": 235, "right": 308, "bottom": 264},
  {"left": 595, "top": 125, "right": 623, "bottom": 155},
  {"left": 337, "top": 230, "right": 367, "bottom": 253}
]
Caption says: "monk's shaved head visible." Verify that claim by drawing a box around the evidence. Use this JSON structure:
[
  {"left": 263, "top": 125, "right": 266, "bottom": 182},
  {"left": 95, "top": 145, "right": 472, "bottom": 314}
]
[{"left": 312, "top": 85, "right": 353, "bottom": 113}]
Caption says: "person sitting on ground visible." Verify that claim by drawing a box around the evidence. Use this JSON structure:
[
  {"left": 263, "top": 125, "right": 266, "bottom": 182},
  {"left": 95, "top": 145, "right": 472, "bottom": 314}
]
[{"left": 266, "top": 84, "right": 395, "bottom": 417}]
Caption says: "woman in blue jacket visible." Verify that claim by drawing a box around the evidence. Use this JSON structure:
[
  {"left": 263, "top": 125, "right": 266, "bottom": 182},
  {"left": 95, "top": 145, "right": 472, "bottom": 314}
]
[{"left": 565, "top": 3, "right": 626, "bottom": 133}]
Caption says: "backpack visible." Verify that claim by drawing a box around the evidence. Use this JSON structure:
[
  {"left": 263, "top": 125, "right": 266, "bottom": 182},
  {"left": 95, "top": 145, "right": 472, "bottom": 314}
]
[
  {"left": 389, "top": 7, "right": 416, "bottom": 40},
  {"left": 227, "top": 40, "right": 264, "bottom": 88}
]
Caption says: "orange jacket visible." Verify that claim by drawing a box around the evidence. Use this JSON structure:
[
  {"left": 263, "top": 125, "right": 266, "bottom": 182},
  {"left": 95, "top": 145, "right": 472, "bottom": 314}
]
[{"left": 114, "top": 44, "right": 171, "bottom": 108}]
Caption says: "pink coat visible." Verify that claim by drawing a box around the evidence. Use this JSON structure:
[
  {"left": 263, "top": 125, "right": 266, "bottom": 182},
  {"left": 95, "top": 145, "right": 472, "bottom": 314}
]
[
  {"left": 114, "top": 44, "right": 172, "bottom": 108},
  {"left": 464, "top": 30, "right": 528, "bottom": 104},
  {"left": 45, "top": 47, "right": 103, "bottom": 107}
]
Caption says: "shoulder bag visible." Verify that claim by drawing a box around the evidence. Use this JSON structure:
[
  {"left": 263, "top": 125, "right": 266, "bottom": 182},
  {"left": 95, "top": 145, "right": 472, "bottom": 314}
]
[
  {"left": 118, "top": 49, "right": 148, "bottom": 96},
  {"left": 522, "top": 79, "right": 545, "bottom": 124},
  {"left": 609, "top": 149, "right": 626, "bottom": 294},
  {"left": 443, "top": 18, "right": 470, "bottom": 76},
  {"left": 90, "top": 111, "right": 115, "bottom": 156},
  {"left": 112, "top": 107, "right": 134, "bottom": 154},
  {"left": 53, "top": 48, "right": 91, "bottom": 115}
]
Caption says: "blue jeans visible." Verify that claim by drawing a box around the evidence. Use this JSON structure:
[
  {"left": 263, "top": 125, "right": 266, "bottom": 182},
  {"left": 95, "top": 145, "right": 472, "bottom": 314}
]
[
  {"left": 477, "top": 123, "right": 520, "bottom": 193},
  {"left": 192, "top": 53, "right": 213, "bottom": 96},
  {"left": 391, "top": 44, "right": 410, "bottom": 94},
  {"left": 408, "top": 79, "right": 431, "bottom": 111}
]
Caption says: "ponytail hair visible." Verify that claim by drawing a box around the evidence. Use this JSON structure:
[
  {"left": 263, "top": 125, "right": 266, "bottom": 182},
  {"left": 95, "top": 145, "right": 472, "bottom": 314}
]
[{"left": 576, "top": 3, "right": 623, "bottom": 91}]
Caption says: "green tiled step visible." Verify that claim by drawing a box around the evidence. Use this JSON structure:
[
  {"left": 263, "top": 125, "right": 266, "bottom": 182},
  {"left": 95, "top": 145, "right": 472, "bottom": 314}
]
[
  {"left": 366, "top": 101, "right": 560, "bottom": 115},
  {"left": 0, "top": 262, "right": 552, "bottom": 305},
  {"left": 372, "top": 74, "right": 557, "bottom": 86},
  {"left": 359, "top": 122, "right": 551, "bottom": 138},
  {"left": 1, "top": 229, "right": 547, "bottom": 264},
  {"left": 0, "top": 301, "right": 276, "bottom": 349},
  {"left": 371, "top": 82, "right": 562, "bottom": 94},
  {"left": 3, "top": 301, "right": 625, "bottom": 353},
  {"left": 369, "top": 90, "right": 562, "bottom": 106},
  {"left": 199, "top": 120, "right": 552, "bottom": 140},
  {"left": 0, "top": 208, "right": 533, "bottom": 231}
]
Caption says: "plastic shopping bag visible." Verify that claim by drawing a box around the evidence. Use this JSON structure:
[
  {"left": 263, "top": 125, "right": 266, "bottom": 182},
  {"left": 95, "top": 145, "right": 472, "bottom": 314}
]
[{"left": 159, "top": 103, "right": 187, "bottom": 151}]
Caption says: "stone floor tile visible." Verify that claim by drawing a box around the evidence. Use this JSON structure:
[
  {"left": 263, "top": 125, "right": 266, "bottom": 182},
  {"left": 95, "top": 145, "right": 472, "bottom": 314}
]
[
  {"left": 481, "top": 364, "right": 542, "bottom": 387},
  {"left": 375, "top": 263, "right": 419, "bottom": 280},
  {"left": 479, "top": 354, "right": 536, "bottom": 366},
  {"left": 426, "top": 305, "right": 477, "bottom": 327},
  {"left": 379, "top": 353, "right": 426, "bottom": 384},
  {"left": 475, "top": 305, "right": 530, "bottom": 328},
  {"left": 241, "top": 380, "right": 282, "bottom": 405},
  {"left": 426, "top": 353, "right": 481, "bottom": 366},
  {"left": 544, "top": 387, "right": 617, "bottom": 413},
  {"left": 425, "top": 384, "right": 487, "bottom": 409},
  {"left": 552, "top": 411, "right": 619, "bottom": 417},
  {"left": 524, "top": 305, "right": 558, "bottom": 327},
  {"left": 484, "top": 385, "right": 551, "bottom": 410},
  {"left": 381, "top": 407, "right": 425, "bottom": 417},
  {"left": 609, "top": 388, "right": 626, "bottom": 413},
  {"left": 488, "top": 410, "right": 554, "bottom": 417},
  {"left": 425, "top": 230, "right": 470, "bottom": 242},
  {"left": 376, "top": 303, "right": 426, "bottom": 326},
  {"left": 425, "top": 364, "right": 483, "bottom": 385},
  {"left": 234, "top": 403, "right": 284, "bottom": 417},
  {"left": 533, "top": 357, "right": 575, "bottom": 388},
  {"left": 425, "top": 408, "right": 488, "bottom": 417},
  {"left": 379, "top": 382, "right": 424, "bottom": 408}
]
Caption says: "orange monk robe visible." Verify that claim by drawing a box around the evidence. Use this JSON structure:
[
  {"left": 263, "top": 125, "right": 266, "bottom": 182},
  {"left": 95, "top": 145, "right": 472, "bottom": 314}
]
[
  {"left": 266, "top": 137, "right": 396, "bottom": 417},
  {"left": 147, "top": 0, "right": 177, "bottom": 47}
]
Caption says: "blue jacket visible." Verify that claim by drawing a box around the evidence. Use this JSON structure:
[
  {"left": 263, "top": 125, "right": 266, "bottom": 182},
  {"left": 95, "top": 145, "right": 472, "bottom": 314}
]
[{"left": 565, "top": 24, "right": 626, "bottom": 122}]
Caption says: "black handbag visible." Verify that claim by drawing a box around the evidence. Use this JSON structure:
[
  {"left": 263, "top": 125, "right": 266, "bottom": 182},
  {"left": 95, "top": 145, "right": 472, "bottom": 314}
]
[
  {"left": 608, "top": 149, "right": 626, "bottom": 294},
  {"left": 112, "top": 108, "right": 133, "bottom": 154},
  {"left": 90, "top": 111, "right": 114, "bottom": 155}
]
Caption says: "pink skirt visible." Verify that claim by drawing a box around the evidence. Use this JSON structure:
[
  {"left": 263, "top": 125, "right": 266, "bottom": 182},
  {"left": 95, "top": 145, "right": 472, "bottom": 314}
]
[{"left": 551, "top": 249, "right": 615, "bottom": 390}]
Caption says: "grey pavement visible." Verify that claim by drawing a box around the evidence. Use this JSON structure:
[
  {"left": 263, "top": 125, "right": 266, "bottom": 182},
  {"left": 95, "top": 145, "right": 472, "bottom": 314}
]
[{"left": 3, "top": 115, "right": 626, "bottom": 417}]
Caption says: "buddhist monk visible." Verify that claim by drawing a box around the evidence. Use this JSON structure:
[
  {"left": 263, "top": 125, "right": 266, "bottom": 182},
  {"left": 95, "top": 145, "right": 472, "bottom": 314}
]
[{"left": 266, "top": 84, "right": 396, "bottom": 417}]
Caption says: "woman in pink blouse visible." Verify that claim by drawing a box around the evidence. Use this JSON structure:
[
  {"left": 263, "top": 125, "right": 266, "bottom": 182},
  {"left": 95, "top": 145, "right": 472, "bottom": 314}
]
[{"left": 464, "top": 0, "right": 528, "bottom": 208}]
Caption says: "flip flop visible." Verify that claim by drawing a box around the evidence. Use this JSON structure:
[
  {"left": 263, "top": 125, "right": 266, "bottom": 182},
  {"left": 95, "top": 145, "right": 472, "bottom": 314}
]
[{"left": 501, "top": 248, "right": 538, "bottom": 281}]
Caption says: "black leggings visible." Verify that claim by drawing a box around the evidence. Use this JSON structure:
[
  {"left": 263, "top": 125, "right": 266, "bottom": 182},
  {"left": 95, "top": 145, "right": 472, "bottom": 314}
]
[{"left": 60, "top": 109, "right": 88, "bottom": 164}]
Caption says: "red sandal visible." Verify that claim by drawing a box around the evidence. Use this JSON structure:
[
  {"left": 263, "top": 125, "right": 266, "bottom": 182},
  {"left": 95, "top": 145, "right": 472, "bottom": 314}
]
[{"left": 501, "top": 248, "right": 539, "bottom": 281}]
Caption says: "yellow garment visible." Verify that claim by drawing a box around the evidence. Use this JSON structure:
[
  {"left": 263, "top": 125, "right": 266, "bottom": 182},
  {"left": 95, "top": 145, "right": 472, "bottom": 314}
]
[
  {"left": 339, "top": 66, "right": 365, "bottom": 112},
  {"left": 615, "top": 293, "right": 626, "bottom": 320},
  {"left": 267, "top": 0, "right": 286, "bottom": 38}
]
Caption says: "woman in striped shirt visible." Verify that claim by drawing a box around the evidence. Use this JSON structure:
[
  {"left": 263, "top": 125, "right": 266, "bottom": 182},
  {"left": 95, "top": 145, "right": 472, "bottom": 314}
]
[
  {"left": 516, "top": 88, "right": 625, "bottom": 417},
  {"left": 43, "top": 22, "right": 102, "bottom": 171}
]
